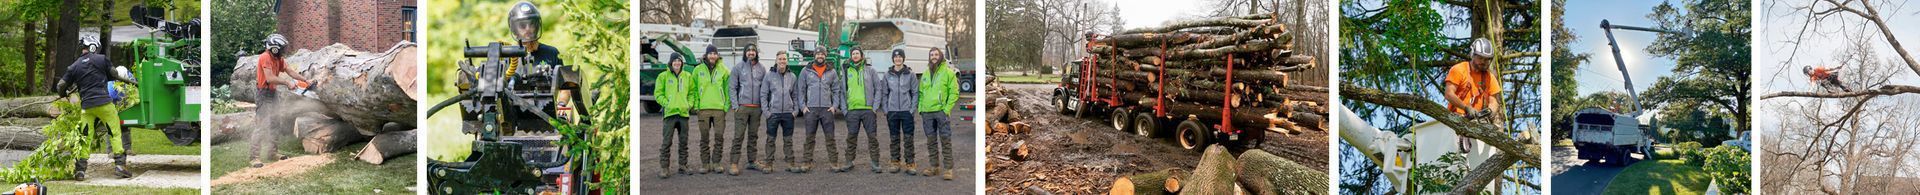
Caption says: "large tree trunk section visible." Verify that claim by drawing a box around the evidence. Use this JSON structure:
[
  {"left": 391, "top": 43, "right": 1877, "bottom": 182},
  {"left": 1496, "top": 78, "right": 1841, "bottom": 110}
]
[
  {"left": 211, "top": 112, "right": 256, "bottom": 144},
  {"left": 0, "top": 126, "right": 45, "bottom": 150},
  {"left": 1235, "top": 149, "right": 1327, "bottom": 195},
  {"left": 1181, "top": 144, "right": 1237, "bottom": 195},
  {"left": 230, "top": 43, "right": 420, "bottom": 134},
  {"left": 0, "top": 96, "right": 61, "bottom": 118},
  {"left": 1111, "top": 168, "right": 1185, "bottom": 195},
  {"left": 296, "top": 116, "right": 366, "bottom": 154},
  {"left": 357, "top": 129, "right": 416, "bottom": 164}
]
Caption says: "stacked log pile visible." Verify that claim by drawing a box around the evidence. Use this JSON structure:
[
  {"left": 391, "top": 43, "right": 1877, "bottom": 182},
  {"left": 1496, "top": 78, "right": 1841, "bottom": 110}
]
[
  {"left": 1081, "top": 13, "right": 1328, "bottom": 134},
  {"left": 226, "top": 42, "right": 420, "bottom": 164}
]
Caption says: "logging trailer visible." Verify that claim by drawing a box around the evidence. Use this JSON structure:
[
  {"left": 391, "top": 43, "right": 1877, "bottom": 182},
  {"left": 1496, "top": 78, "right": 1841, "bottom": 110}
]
[
  {"left": 119, "top": 5, "right": 203, "bottom": 146},
  {"left": 1052, "top": 33, "right": 1275, "bottom": 151}
]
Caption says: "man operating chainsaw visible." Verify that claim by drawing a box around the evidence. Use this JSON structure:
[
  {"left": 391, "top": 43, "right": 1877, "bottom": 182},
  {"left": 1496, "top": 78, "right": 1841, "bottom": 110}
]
[{"left": 251, "top": 34, "right": 314, "bottom": 168}]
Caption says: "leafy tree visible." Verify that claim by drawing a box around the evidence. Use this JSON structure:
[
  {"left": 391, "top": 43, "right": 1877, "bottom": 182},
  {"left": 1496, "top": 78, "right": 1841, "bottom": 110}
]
[
  {"left": 1339, "top": 0, "right": 1541, "bottom": 193},
  {"left": 1639, "top": 0, "right": 1750, "bottom": 131},
  {"left": 1548, "top": 0, "right": 1591, "bottom": 140},
  {"left": 209, "top": 0, "right": 276, "bottom": 87}
]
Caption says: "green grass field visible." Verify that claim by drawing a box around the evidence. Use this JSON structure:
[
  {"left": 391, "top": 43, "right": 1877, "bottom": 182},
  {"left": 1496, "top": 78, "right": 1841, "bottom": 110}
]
[
  {"left": 93, "top": 128, "right": 199, "bottom": 155},
  {"left": 41, "top": 181, "right": 198, "bottom": 194},
  {"left": 1602, "top": 159, "right": 1710, "bottom": 195}
]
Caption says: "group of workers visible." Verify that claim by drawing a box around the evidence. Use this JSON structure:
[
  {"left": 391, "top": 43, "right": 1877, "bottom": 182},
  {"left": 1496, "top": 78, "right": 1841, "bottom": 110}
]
[{"left": 654, "top": 43, "right": 961, "bottom": 181}]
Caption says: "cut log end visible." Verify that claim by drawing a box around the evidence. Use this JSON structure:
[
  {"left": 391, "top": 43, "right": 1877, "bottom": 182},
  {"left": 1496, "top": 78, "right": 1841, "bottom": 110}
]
[{"left": 1111, "top": 177, "right": 1135, "bottom": 195}]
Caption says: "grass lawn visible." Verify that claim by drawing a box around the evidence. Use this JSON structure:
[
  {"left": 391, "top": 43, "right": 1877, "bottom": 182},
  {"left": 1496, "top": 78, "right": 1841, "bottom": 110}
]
[
  {"left": 997, "top": 75, "right": 1061, "bottom": 84},
  {"left": 1554, "top": 139, "right": 1573, "bottom": 147},
  {"left": 42, "top": 181, "right": 198, "bottom": 194},
  {"left": 93, "top": 128, "right": 199, "bottom": 155},
  {"left": 209, "top": 136, "right": 416, "bottom": 194},
  {"left": 1602, "top": 159, "right": 1710, "bottom": 195}
]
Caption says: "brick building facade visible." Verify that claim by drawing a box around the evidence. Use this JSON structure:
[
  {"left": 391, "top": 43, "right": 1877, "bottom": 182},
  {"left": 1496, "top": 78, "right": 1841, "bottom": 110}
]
[{"left": 276, "top": 0, "right": 418, "bottom": 52}]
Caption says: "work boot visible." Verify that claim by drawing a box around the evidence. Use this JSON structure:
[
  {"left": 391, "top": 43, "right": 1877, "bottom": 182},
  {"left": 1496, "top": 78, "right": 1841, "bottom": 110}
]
[
  {"left": 658, "top": 171, "right": 670, "bottom": 179},
  {"left": 729, "top": 164, "right": 741, "bottom": 176},
  {"left": 73, "top": 158, "right": 87, "bottom": 180},
  {"left": 885, "top": 160, "right": 901, "bottom": 173},
  {"left": 904, "top": 163, "right": 919, "bottom": 176},
  {"left": 113, "top": 155, "right": 132, "bottom": 178}
]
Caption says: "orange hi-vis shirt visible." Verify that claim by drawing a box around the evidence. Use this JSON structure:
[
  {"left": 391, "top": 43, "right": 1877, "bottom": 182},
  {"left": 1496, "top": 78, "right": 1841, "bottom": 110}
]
[
  {"left": 1444, "top": 61, "right": 1500, "bottom": 115},
  {"left": 1808, "top": 67, "right": 1835, "bottom": 82},
  {"left": 256, "top": 51, "right": 287, "bottom": 89}
]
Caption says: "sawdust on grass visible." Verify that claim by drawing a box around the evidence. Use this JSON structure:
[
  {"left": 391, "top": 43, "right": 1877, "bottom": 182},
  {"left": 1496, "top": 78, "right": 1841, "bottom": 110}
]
[{"left": 209, "top": 155, "right": 333, "bottom": 186}]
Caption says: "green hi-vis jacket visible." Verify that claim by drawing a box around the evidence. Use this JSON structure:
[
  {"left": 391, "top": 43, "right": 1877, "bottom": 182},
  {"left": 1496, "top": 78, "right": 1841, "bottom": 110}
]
[
  {"left": 844, "top": 62, "right": 883, "bottom": 111},
  {"left": 917, "top": 62, "right": 959, "bottom": 114},
  {"left": 654, "top": 70, "right": 694, "bottom": 117},
  {"left": 691, "top": 61, "right": 732, "bottom": 111}
]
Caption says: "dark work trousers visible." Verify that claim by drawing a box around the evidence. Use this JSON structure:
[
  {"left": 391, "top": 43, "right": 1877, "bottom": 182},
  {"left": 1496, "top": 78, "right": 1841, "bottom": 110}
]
[
  {"left": 659, "top": 116, "right": 690, "bottom": 173},
  {"left": 886, "top": 111, "right": 916, "bottom": 165}
]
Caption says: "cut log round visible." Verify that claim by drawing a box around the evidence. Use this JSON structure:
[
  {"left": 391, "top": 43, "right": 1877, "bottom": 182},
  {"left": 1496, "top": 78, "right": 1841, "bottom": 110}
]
[
  {"left": 230, "top": 43, "right": 419, "bottom": 134},
  {"left": 1110, "top": 168, "right": 1185, "bottom": 195},
  {"left": 296, "top": 116, "right": 367, "bottom": 154},
  {"left": 1181, "top": 144, "right": 1237, "bottom": 195},
  {"left": 357, "top": 129, "right": 417, "bottom": 164},
  {"left": 1235, "top": 149, "right": 1328, "bottom": 195}
]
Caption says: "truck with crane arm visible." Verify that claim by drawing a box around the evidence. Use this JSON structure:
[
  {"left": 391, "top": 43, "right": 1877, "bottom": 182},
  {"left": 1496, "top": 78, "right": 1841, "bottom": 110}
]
[{"left": 1569, "top": 20, "right": 1678, "bottom": 165}]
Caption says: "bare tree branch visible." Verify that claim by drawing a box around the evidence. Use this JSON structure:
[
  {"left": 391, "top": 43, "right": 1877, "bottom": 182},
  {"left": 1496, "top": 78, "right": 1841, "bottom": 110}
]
[{"left": 1758, "top": 84, "right": 1920, "bottom": 99}]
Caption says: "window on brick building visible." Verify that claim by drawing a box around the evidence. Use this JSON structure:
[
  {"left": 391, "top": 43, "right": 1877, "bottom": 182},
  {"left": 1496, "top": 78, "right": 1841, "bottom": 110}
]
[{"left": 402, "top": 6, "right": 417, "bottom": 42}]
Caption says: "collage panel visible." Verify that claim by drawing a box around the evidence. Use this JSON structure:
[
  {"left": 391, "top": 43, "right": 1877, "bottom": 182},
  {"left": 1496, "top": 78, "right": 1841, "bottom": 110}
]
[
  {"left": 983, "top": 0, "right": 1332, "bottom": 194},
  {"left": 421, "top": 0, "right": 632, "bottom": 194},
  {"left": 0, "top": 0, "right": 206, "bottom": 194},
  {"left": 1336, "top": 0, "right": 1542, "bottom": 194},
  {"left": 634, "top": 0, "right": 980, "bottom": 193},
  {"left": 1754, "top": 0, "right": 1920, "bottom": 194},
  {"left": 1547, "top": 0, "right": 1751, "bottom": 194},
  {"left": 207, "top": 0, "right": 419, "bottom": 193}
]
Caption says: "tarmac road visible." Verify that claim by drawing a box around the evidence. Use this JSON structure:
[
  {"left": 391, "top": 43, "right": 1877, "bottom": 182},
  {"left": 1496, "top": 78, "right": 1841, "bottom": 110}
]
[
  {"left": 1551, "top": 146, "right": 1634, "bottom": 195},
  {"left": 636, "top": 105, "right": 977, "bottom": 194}
]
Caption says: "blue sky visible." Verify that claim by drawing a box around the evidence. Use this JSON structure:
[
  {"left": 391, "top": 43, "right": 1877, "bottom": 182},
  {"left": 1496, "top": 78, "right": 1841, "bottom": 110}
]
[{"left": 1561, "top": 0, "right": 1681, "bottom": 97}]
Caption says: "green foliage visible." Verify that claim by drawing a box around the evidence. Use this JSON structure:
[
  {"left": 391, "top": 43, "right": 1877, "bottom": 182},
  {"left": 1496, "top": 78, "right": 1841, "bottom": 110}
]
[
  {"left": 209, "top": 0, "right": 278, "bottom": 87},
  {"left": 1639, "top": 0, "right": 1751, "bottom": 131},
  {"left": 1673, "top": 141, "right": 1703, "bottom": 163},
  {"left": 984, "top": 0, "right": 1047, "bottom": 74},
  {"left": 1702, "top": 145, "right": 1749, "bottom": 194},
  {"left": 1548, "top": 0, "right": 1593, "bottom": 140},
  {"left": 1408, "top": 152, "right": 1468, "bottom": 194},
  {"left": 1655, "top": 101, "right": 1733, "bottom": 145},
  {"left": 0, "top": 101, "right": 96, "bottom": 182}
]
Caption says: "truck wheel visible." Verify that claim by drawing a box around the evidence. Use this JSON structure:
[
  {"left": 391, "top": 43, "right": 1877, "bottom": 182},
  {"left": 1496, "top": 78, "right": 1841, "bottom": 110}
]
[
  {"left": 1133, "top": 113, "right": 1157, "bottom": 138},
  {"left": 1177, "top": 120, "right": 1209, "bottom": 151},
  {"left": 1112, "top": 108, "right": 1133, "bottom": 132},
  {"left": 1055, "top": 96, "right": 1073, "bottom": 115}
]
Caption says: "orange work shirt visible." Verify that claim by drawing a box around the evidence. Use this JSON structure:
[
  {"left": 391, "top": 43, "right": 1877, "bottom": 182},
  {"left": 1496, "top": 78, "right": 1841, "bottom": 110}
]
[
  {"left": 1444, "top": 62, "right": 1500, "bottom": 115},
  {"left": 256, "top": 51, "right": 287, "bottom": 89},
  {"left": 1808, "top": 67, "right": 1835, "bottom": 82}
]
